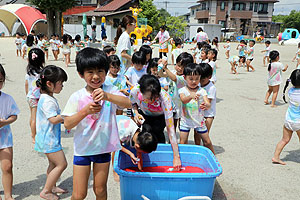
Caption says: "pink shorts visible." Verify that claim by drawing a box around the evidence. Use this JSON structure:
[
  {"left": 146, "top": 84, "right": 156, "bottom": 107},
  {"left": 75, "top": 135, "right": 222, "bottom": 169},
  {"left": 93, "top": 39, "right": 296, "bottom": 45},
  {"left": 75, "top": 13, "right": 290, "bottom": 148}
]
[{"left": 27, "top": 98, "right": 39, "bottom": 108}]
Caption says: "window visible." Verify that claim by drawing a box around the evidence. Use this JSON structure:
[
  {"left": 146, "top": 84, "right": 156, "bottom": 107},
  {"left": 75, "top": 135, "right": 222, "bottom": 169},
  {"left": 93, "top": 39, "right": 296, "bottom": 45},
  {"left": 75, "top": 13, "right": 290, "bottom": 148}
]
[
  {"left": 249, "top": 3, "right": 253, "bottom": 11},
  {"left": 221, "top": 2, "right": 225, "bottom": 10},
  {"left": 232, "top": 3, "right": 246, "bottom": 11},
  {"left": 258, "top": 3, "right": 268, "bottom": 13},
  {"left": 202, "top": 3, "right": 206, "bottom": 10},
  {"left": 198, "top": 19, "right": 208, "bottom": 23},
  {"left": 191, "top": 9, "right": 195, "bottom": 16},
  {"left": 254, "top": 3, "right": 258, "bottom": 12}
]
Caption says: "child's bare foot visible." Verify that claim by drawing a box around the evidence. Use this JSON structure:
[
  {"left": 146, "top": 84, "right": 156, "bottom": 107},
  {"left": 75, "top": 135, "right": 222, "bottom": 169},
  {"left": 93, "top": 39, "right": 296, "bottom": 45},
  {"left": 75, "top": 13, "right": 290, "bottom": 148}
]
[
  {"left": 264, "top": 100, "right": 269, "bottom": 105},
  {"left": 52, "top": 186, "right": 68, "bottom": 194},
  {"left": 271, "top": 104, "right": 277, "bottom": 108},
  {"left": 32, "top": 137, "right": 35, "bottom": 144},
  {"left": 272, "top": 157, "right": 286, "bottom": 165},
  {"left": 5, "top": 196, "right": 15, "bottom": 200},
  {"left": 40, "top": 191, "right": 59, "bottom": 200},
  {"left": 113, "top": 171, "right": 120, "bottom": 182}
]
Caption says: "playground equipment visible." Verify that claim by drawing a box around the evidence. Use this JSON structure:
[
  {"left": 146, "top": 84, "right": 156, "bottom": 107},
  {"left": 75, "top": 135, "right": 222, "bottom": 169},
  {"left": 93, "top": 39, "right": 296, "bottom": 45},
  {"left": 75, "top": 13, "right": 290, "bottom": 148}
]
[
  {"left": 101, "top": 16, "right": 107, "bottom": 39},
  {"left": 82, "top": 14, "right": 87, "bottom": 37},
  {"left": 278, "top": 28, "right": 300, "bottom": 45},
  {"left": 129, "top": 7, "right": 153, "bottom": 45}
]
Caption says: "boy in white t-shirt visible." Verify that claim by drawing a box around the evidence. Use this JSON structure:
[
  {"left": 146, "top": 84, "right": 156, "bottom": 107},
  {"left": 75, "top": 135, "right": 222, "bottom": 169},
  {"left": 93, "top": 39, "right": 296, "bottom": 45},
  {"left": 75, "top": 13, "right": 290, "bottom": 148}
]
[
  {"left": 171, "top": 38, "right": 183, "bottom": 65},
  {"left": 62, "top": 48, "right": 131, "bottom": 199},
  {"left": 15, "top": 32, "right": 22, "bottom": 57},
  {"left": 125, "top": 51, "right": 147, "bottom": 88},
  {"left": 261, "top": 40, "right": 271, "bottom": 67}
]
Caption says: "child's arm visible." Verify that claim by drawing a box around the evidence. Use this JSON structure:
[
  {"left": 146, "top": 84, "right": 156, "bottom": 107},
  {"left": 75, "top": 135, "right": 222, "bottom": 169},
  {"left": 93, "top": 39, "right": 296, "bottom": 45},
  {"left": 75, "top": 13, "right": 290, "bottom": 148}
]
[
  {"left": 261, "top": 50, "right": 266, "bottom": 53},
  {"left": 48, "top": 115, "right": 64, "bottom": 125},
  {"left": 132, "top": 103, "right": 145, "bottom": 126},
  {"left": 137, "top": 151, "right": 143, "bottom": 171},
  {"left": 179, "top": 92, "right": 195, "bottom": 104},
  {"left": 25, "top": 80, "right": 28, "bottom": 95},
  {"left": 121, "top": 146, "right": 139, "bottom": 165},
  {"left": 163, "top": 85, "right": 169, "bottom": 91},
  {"left": 162, "top": 65, "right": 177, "bottom": 82},
  {"left": 121, "top": 50, "right": 132, "bottom": 61},
  {"left": 283, "top": 64, "right": 288, "bottom": 72},
  {"left": 0, "top": 115, "right": 17, "bottom": 128},
  {"left": 119, "top": 88, "right": 129, "bottom": 96},
  {"left": 200, "top": 95, "right": 211, "bottom": 110},
  {"left": 125, "top": 77, "right": 134, "bottom": 88},
  {"left": 92, "top": 88, "right": 131, "bottom": 109},
  {"left": 292, "top": 55, "right": 296, "bottom": 62}
]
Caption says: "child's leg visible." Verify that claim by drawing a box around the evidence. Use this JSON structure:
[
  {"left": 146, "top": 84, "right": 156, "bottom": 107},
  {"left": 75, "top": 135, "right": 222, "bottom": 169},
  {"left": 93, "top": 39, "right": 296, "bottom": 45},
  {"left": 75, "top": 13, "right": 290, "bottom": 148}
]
[
  {"left": 199, "top": 132, "right": 215, "bottom": 154},
  {"left": 272, "top": 125, "right": 293, "bottom": 165},
  {"left": 111, "top": 152, "right": 119, "bottom": 182},
  {"left": 271, "top": 85, "right": 280, "bottom": 107},
  {"left": 264, "top": 86, "right": 273, "bottom": 104},
  {"left": 171, "top": 54, "right": 174, "bottom": 65},
  {"left": 65, "top": 54, "right": 68, "bottom": 67},
  {"left": 45, "top": 51, "right": 48, "bottom": 60},
  {"left": 267, "top": 56, "right": 270, "bottom": 63},
  {"left": 40, "top": 150, "right": 67, "bottom": 199},
  {"left": 194, "top": 130, "right": 201, "bottom": 145},
  {"left": 71, "top": 164, "right": 91, "bottom": 200},
  {"left": 205, "top": 117, "right": 214, "bottom": 134},
  {"left": 263, "top": 56, "right": 266, "bottom": 66},
  {"left": 179, "top": 131, "right": 189, "bottom": 144},
  {"left": 93, "top": 162, "right": 110, "bottom": 200},
  {"left": 68, "top": 53, "right": 71, "bottom": 64},
  {"left": 230, "top": 63, "right": 237, "bottom": 74},
  {"left": 0, "top": 147, "right": 13, "bottom": 200},
  {"left": 29, "top": 106, "right": 37, "bottom": 143}
]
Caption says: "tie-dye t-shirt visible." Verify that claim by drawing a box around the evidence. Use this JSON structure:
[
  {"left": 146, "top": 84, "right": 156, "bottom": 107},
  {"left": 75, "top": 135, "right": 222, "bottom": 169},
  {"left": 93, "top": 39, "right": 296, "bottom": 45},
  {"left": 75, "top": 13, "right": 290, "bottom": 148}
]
[
  {"left": 34, "top": 94, "right": 62, "bottom": 153},
  {"left": 238, "top": 45, "right": 246, "bottom": 57},
  {"left": 62, "top": 84, "right": 123, "bottom": 156},
  {"left": 267, "top": 62, "right": 284, "bottom": 86},
  {"left": 116, "top": 115, "right": 139, "bottom": 148},
  {"left": 130, "top": 85, "right": 173, "bottom": 119},
  {"left": 178, "top": 87, "right": 207, "bottom": 128},
  {"left": 195, "top": 32, "right": 208, "bottom": 43},
  {"left": 156, "top": 31, "right": 170, "bottom": 50},
  {"left": 247, "top": 46, "right": 254, "bottom": 60},
  {"left": 105, "top": 74, "right": 127, "bottom": 90},
  {"left": 286, "top": 87, "right": 300, "bottom": 123},
  {"left": 168, "top": 72, "right": 186, "bottom": 118},
  {"left": 208, "top": 61, "right": 217, "bottom": 83},
  {"left": 228, "top": 56, "right": 240, "bottom": 64},
  {"left": 0, "top": 92, "right": 20, "bottom": 149},
  {"left": 25, "top": 73, "right": 40, "bottom": 99}
]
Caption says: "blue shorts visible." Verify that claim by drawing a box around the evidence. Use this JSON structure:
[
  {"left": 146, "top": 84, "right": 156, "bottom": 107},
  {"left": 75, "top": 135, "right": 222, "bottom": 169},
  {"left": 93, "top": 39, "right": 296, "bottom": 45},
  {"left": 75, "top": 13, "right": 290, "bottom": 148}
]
[
  {"left": 73, "top": 153, "right": 111, "bottom": 166},
  {"left": 180, "top": 124, "right": 207, "bottom": 134}
]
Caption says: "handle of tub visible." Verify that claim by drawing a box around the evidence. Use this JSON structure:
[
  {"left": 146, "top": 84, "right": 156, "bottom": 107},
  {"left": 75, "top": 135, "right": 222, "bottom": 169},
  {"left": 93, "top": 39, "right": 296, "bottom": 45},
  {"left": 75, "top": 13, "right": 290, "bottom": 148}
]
[
  {"left": 177, "top": 196, "right": 211, "bottom": 200},
  {"left": 141, "top": 195, "right": 150, "bottom": 200}
]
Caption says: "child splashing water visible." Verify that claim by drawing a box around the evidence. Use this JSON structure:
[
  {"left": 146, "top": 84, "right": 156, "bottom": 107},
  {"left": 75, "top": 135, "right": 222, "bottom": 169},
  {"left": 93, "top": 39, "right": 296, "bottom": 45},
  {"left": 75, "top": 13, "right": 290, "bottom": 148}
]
[
  {"left": 0, "top": 64, "right": 20, "bottom": 200},
  {"left": 35, "top": 65, "right": 68, "bottom": 200},
  {"left": 272, "top": 69, "right": 300, "bottom": 165},
  {"left": 25, "top": 48, "right": 45, "bottom": 143},
  {"left": 264, "top": 50, "right": 288, "bottom": 107}
]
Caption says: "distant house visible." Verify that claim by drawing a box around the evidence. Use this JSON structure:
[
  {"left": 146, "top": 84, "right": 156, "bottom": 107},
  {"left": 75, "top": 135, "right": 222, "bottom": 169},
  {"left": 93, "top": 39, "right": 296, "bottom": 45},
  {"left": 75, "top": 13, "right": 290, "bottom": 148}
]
[{"left": 188, "top": 0, "right": 280, "bottom": 37}]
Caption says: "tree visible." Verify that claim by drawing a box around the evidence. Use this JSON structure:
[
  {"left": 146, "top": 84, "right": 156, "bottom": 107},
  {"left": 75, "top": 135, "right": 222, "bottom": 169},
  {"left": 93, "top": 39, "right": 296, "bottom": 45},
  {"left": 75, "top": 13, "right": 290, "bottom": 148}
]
[
  {"left": 27, "top": 0, "right": 77, "bottom": 36},
  {"left": 165, "top": 16, "right": 187, "bottom": 38},
  {"left": 139, "top": 0, "right": 160, "bottom": 31},
  {"left": 282, "top": 10, "right": 300, "bottom": 32}
]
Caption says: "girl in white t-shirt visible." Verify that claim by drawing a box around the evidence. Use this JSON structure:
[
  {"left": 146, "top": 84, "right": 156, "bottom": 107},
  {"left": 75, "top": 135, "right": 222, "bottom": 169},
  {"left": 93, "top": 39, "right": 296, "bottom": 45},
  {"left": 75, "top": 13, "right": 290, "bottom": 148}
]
[
  {"left": 265, "top": 50, "right": 288, "bottom": 107},
  {"left": 22, "top": 34, "right": 36, "bottom": 59},
  {"left": 115, "top": 15, "right": 136, "bottom": 75},
  {"left": 0, "top": 64, "right": 20, "bottom": 200},
  {"left": 25, "top": 48, "right": 45, "bottom": 143},
  {"left": 292, "top": 42, "right": 300, "bottom": 67}
]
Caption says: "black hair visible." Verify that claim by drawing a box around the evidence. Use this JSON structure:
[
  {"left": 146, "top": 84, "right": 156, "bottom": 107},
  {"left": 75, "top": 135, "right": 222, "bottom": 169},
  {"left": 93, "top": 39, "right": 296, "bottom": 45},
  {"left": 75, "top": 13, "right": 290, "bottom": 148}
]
[
  {"left": 199, "top": 63, "right": 212, "bottom": 79},
  {"left": 208, "top": 49, "right": 218, "bottom": 61},
  {"left": 240, "top": 56, "right": 246, "bottom": 63},
  {"left": 197, "top": 27, "right": 203, "bottom": 32},
  {"left": 36, "top": 65, "right": 68, "bottom": 94},
  {"left": 31, "top": 30, "right": 35, "bottom": 34},
  {"left": 16, "top": 32, "right": 20, "bottom": 36},
  {"left": 0, "top": 64, "right": 6, "bottom": 83},
  {"left": 298, "top": 42, "right": 300, "bottom": 48},
  {"left": 176, "top": 52, "right": 193, "bottom": 67},
  {"left": 147, "top": 58, "right": 159, "bottom": 74},
  {"left": 138, "top": 74, "right": 161, "bottom": 100},
  {"left": 115, "top": 15, "right": 136, "bottom": 45},
  {"left": 249, "top": 40, "right": 255, "bottom": 45},
  {"left": 197, "top": 42, "right": 203, "bottom": 50},
  {"left": 183, "top": 63, "right": 201, "bottom": 76},
  {"left": 201, "top": 48, "right": 209, "bottom": 56},
  {"left": 174, "top": 38, "right": 182, "bottom": 47},
  {"left": 103, "top": 45, "right": 115, "bottom": 55},
  {"left": 265, "top": 40, "right": 271, "bottom": 45},
  {"left": 108, "top": 54, "right": 121, "bottom": 68},
  {"left": 137, "top": 124, "right": 158, "bottom": 153},
  {"left": 76, "top": 47, "right": 109, "bottom": 75},
  {"left": 160, "top": 25, "right": 167, "bottom": 31},
  {"left": 202, "top": 44, "right": 211, "bottom": 50},
  {"left": 268, "top": 50, "right": 280, "bottom": 71},
  {"left": 62, "top": 34, "right": 68, "bottom": 44},
  {"left": 27, "top": 48, "right": 45, "bottom": 76},
  {"left": 75, "top": 34, "right": 81, "bottom": 42},
  {"left": 147, "top": 35, "right": 151, "bottom": 40},
  {"left": 37, "top": 33, "right": 44, "bottom": 40},
  {"left": 142, "top": 37, "right": 147, "bottom": 43},
  {"left": 132, "top": 51, "right": 146, "bottom": 65},
  {"left": 139, "top": 45, "right": 152, "bottom": 60},
  {"left": 283, "top": 69, "right": 300, "bottom": 103},
  {"left": 26, "top": 34, "right": 34, "bottom": 46},
  {"left": 226, "top": 39, "right": 230, "bottom": 42},
  {"left": 102, "top": 35, "right": 107, "bottom": 39},
  {"left": 212, "top": 38, "right": 218, "bottom": 45},
  {"left": 84, "top": 35, "right": 90, "bottom": 40},
  {"left": 240, "top": 40, "right": 247, "bottom": 45}
]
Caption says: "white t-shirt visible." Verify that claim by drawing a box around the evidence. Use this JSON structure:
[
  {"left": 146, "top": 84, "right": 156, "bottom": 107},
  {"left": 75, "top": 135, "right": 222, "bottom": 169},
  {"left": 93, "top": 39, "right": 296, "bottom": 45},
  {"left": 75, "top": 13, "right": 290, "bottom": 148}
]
[
  {"left": 0, "top": 92, "right": 20, "bottom": 149},
  {"left": 15, "top": 38, "right": 22, "bottom": 49},
  {"left": 62, "top": 84, "right": 123, "bottom": 156},
  {"left": 50, "top": 39, "right": 56, "bottom": 50},
  {"left": 168, "top": 72, "right": 186, "bottom": 117},
  {"left": 25, "top": 73, "right": 40, "bottom": 99},
  {"left": 125, "top": 67, "right": 147, "bottom": 86},
  {"left": 225, "top": 43, "right": 231, "bottom": 51},
  {"left": 172, "top": 48, "right": 183, "bottom": 62},
  {"left": 267, "top": 62, "right": 284, "bottom": 86},
  {"left": 36, "top": 40, "right": 43, "bottom": 49},
  {"left": 116, "top": 115, "right": 139, "bottom": 148},
  {"left": 202, "top": 81, "right": 216, "bottom": 117},
  {"left": 116, "top": 31, "right": 131, "bottom": 74},
  {"left": 178, "top": 86, "right": 207, "bottom": 128},
  {"left": 265, "top": 46, "right": 271, "bottom": 56},
  {"left": 208, "top": 61, "right": 217, "bottom": 83},
  {"left": 35, "top": 94, "right": 62, "bottom": 153},
  {"left": 247, "top": 46, "right": 254, "bottom": 60},
  {"left": 195, "top": 32, "right": 208, "bottom": 42}
]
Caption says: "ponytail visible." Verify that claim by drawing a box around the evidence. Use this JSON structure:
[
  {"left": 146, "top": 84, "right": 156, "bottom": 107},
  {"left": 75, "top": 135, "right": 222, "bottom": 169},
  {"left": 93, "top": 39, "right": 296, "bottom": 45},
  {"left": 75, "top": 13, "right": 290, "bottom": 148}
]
[
  {"left": 114, "top": 15, "right": 136, "bottom": 45},
  {"left": 268, "top": 50, "right": 280, "bottom": 71},
  {"left": 283, "top": 78, "right": 290, "bottom": 103},
  {"left": 115, "top": 25, "right": 123, "bottom": 45},
  {"left": 268, "top": 60, "right": 272, "bottom": 71},
  {"left": 283, "top": 69, "right": 300, "bottom": 103}
]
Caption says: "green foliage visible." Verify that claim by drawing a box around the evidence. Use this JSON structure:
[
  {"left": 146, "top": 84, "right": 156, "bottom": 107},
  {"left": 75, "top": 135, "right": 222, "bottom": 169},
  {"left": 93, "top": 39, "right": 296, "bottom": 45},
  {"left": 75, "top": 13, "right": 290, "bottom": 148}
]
[
  {"left": 272, "top": 15, "right": 287, "bottom": 23},
  {"left": 26, "top": 0, "right": 77, "bottom": 12},
  {"left": 166, "top": 16, "right": 187, "bottom": 38},
  {"left": 273, "top": 10, "right": 300, "bottom": 32},
  {"left": 139, "top": 0, "right": 160, "bottom": 31}
]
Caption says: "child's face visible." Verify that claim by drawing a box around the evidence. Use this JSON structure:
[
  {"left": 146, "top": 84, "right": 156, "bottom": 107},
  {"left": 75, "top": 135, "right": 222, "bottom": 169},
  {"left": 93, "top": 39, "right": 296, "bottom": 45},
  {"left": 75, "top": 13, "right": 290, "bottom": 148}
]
[
  {"left": 107, "top": 51, "right": 115, "bottom": 56},
  {"left": 52, "top": 81, "right": 64, "bottom": 94},
  {"left": 185, "top": 74, "right": 200, "bottom": 89},
  {"left": 142, "top": 91, "right": 158, "bottom": 103},
  {"left": 146, "top": 53, "right": 151, "bottom": 62},
  {"left": 80, "top": 68, "right": 106, "bottom": 91},
  {"left": 109, "top": 65, "right": 120, "bottom": 76},
  {"left": 227, "top": 40, "right": 229, "bottom": 43},
  {"left": 265, "top": 43, "right": 270, "bottom": 47},
  {"left": 55, "top": 36, "right": 59, "bottom": 40},
  {"left": 134, "top": 64, "right": 143, "bottom": 71},
  {"left": 175, "top": 63, "right": 184, "bottom": 75},
  {"left": 200, "top": 77, "right": 210, "bottom": 87},
  {"left": 207, "top": 52, "right": 214, "bottom": 60},
  {"left": 201, "top": 51, "right": 207, "bottom": 60},
  {"left": 249, "top": 41, "right": 254, "bottom": 47},
  {"left": 150, "top": 67, "right": 158, "bottom": 76},
  {"left": 0, "top": 73, "right": 4, "bottom": 90},
  {"left": 16, "top": 34, "right": 20, "bottom": 38}
]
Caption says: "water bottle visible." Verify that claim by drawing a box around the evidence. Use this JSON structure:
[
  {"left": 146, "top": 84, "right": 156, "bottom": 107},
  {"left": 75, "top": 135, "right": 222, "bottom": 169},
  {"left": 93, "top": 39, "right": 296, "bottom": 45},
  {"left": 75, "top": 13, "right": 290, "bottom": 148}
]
[{"left": 91, "top": 100, "right": 103, "bottom": 120}]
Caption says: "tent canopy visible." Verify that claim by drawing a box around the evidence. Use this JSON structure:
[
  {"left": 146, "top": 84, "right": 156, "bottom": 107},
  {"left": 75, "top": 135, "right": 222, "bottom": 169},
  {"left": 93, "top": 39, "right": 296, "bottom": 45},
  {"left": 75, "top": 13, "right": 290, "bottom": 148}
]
[{"left": 0, "top": 4, "right": 46, "bottom": 35}]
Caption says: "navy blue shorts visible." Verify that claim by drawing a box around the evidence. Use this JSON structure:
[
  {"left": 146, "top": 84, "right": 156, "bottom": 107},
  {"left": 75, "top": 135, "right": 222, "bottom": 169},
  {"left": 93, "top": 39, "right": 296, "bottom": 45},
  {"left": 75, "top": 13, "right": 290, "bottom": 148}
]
[{"left": 73, "top": 153, "right": 111, "bottom": 166}]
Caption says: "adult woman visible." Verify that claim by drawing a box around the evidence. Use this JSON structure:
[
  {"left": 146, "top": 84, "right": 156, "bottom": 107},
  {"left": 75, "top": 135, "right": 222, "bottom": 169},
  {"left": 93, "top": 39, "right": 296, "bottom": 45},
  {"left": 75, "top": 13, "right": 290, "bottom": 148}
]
[
  {"left": 153, "top": 25, "right": 170, "bottom": 58},
  {"left": 195, "top": 27, "right": 209, "bottom": 43}
]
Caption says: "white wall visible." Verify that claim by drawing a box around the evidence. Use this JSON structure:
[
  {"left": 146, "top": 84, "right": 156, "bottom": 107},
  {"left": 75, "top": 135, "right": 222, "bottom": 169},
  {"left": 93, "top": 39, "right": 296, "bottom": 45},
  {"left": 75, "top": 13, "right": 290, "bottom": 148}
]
[{"left": 189, "top": 23, "right": 222, "bottom": 40}]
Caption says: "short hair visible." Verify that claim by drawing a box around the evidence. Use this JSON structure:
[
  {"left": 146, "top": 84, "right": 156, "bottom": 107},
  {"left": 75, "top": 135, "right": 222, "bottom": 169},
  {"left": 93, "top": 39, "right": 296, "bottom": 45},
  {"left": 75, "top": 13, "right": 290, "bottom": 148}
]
[
  {"left": 176, "top": 52, "right": 193, "bottom": 67},
  {"left": 249, "top": 40, "right": 255, "bottom": 45},
  {"left": 103, "top": 45, "right": 115, "bottom": 55},
  {"left": 132, "top": 51, "right": 146, "bottom": 65},
  {"left": 208, "top": 49, "right": 218, "bottom": 61},
  {"left": 199, "top": 63, "right": 212, "bottom": 79},
  {"left": 174, "top": 38, "right": 182, "bottom": 47},
  {"left": 102, "top": 35, "right": 107, "bottom": 39},
  {"left": 226, "top": 39, "right": 231, "bottom": 42},
  {"left": 147, "top": 58, "right": 159, "bottom": 74},
  {"left": 265, "top": 40, "right": 271, "bottom": 44},
  {"left": 138, "top": 74, "right": 161, "bottom": 100},
  {"left": 75, "top": 34, "right": 81, "bottom": 42},
  {"left": 108, "top": 55, "right": 121, "bottom": 68},
  {"left": 76, "top": 47, "right": 109, "bottom": 75},
  {"left": 137, "top": 124, "right": 158, "bottom": 153},
  {"left": 183, "top": 63, "right": 201, "bottom": 76},
  {"left": 139, "top": 45, "right": 152, "bottom": 60}
]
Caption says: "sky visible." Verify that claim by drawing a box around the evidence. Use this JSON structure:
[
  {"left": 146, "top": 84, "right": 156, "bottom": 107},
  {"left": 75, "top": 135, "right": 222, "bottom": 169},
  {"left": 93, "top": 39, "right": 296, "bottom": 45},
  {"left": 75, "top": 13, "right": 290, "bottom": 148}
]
[{"left": 153, "top": 0, "right": 300, "bottom": 16}]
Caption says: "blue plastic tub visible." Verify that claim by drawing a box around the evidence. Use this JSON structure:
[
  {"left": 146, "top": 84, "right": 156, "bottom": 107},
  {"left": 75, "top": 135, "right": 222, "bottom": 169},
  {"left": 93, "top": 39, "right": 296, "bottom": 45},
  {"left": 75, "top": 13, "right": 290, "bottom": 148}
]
[{"left": 114, "top": 144, "right": 222, "bottom": 200}]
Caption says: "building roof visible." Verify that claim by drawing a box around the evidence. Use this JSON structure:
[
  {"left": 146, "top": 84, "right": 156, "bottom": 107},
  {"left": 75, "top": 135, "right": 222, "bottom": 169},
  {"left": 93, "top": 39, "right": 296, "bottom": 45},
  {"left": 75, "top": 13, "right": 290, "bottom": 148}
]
[
  {"left": 197, "top": 0, "right": 279, "bottom": 2},
  {"left": 95, "top": 0, "right": 131, "bottom": 12},
  {"left": 188, "top": 4, "right": 201, "bottom": 9},
  {"left": 63, "top": 6, "right": 96, "bottom": 16},
  {"left": 65, "top": 9, "right": 131, "bottom": 17}
]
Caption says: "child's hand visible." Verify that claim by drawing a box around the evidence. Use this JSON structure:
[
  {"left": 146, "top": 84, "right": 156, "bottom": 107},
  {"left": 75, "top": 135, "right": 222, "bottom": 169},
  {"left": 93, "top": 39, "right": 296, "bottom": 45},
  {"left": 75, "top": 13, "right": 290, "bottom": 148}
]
[
  {"left": 134, "top": 114, "right": 145, "bottom": 126},
  {"left": 190, "top": 92, "right": 200, "bottom": 101},
  {"left": 84, "top": 102, "right": 102, "bottom": 115},
  {"left": 0, "top": 118, "right": 6, "bottom": 128},
  {"left": 200, "top": 102, "right": 208, "bottom": 110},
  {"left": 92, "top": 88, "right": 107, "bottom": 102},
  {"left": 120, "top": 89, "right": 129, "bottom": 96},
  {"left": 129, "top": 153, "right": 139, "bottom": 165}
]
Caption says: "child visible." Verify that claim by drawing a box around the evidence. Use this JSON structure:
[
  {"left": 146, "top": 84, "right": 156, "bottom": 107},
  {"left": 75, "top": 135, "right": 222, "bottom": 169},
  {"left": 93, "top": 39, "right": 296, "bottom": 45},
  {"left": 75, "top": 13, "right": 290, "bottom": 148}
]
[
  {"left": 172, "top": 38, "right": 183, "bottom": 66},
  {"left": 102, "top": 35, "right": 108, "bottom": 48},
  {"left": 194, "top": 42, "right": 203, "bottom": 64},
  {"left": 60, "top": 34, "right": 73, "bottom": 67},
  {"left": 153, "top": 25, "right": 170, "bottom": 59},
  {"left": 15, "top": 32, "right": 22, "bottom": 57},
  {"left": 36, "top": 33, "right": 44, "bottom": 50},
  {"left": 62, "top": 47, "right": 131, "bottom": 200},
  {"left": 125, "top": 51, "right": 147, "bottom": 88},
  {"left": 35, "top": 65, "right": 68, "bottom": 200},
  {"left": 223, "top": 39, "right": 231, "bottom": 59},
  {"left": 139, "top": 45, "right": 152, "bottom": 68},
  {"left": 199, "top": 48, "right": 209, "bottom": 64},
  {"left": 83, "top": 35, "right": 91, "bottom": 48},
  {"left": 261, "top": 40, "right": 271, "bottom": 67},
  {"left": 211, "top": 38, "right": 219, "bottom": 51},
  {"left": 130, "top": 74, "right": 182, "bottom": 170},
  {"left": 42, "top": 35, "right": 50, "bottom": 60},
  {"left": 142, "top": 37, "right": 151, "bottom": 46},
  {"left": 22, "top": 34, "right": 35, "bottom": 59},
  {"left": 208, "top": 49, "right": 218, "bottom": 84},
  {"left": 228, "top": 55, "right": 244, "bottom": 74},
  {"left": 25, "top": 48, "right": 45, "bottom": 143},
  {"left": 265, "top": 50, "right": 288, "bottom": 107},
  {"left": 178, "top": 63, "right": 214, "bottom": 154},
  {"left": 292, "top": 42, "right": 300, "bottom": 67},
  {"left": 147, "top": 58, "right": 169, "bottom": 91},
  {"left": 236, "top": 40, "right": 247, "bottom": 67},
  {"left": 245, "top": 40, "right": 255, "bottom": 72},
  {"left": 103, "top": 45, "right": 115, "bottom": 56},
  {"left": 272, "top": 69, "right": 300, "bottom": 165},
  {"left": 50, "top": 34, "right": 59, "bottom": 61},
  {"left": 54, "top": 35, "right": 61, "bottom": 59},
  {"left": 74, "top": 35, "right": 83, "bottom": 55},
  {"left": 0, "top": 64, "right": 20, "bottom": 200}
]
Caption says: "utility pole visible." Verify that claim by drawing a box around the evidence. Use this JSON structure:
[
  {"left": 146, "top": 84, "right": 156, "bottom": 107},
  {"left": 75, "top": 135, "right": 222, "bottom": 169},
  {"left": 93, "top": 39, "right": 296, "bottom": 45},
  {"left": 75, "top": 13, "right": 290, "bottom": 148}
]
[{"left": 162, "top": 1, "right": 169, "bottom": 12}]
